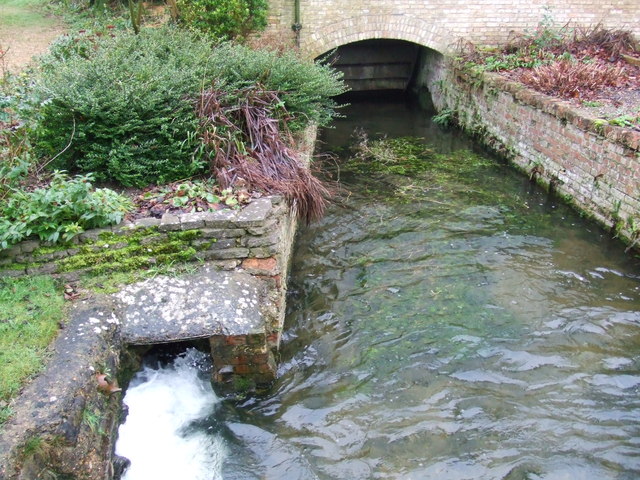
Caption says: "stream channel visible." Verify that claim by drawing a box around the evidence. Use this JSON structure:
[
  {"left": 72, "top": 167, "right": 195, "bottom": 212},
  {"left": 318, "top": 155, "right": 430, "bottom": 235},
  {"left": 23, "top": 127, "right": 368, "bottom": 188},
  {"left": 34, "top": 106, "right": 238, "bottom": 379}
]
[{"left": 115, "top": 97, "right": 640, "bottom": 480}]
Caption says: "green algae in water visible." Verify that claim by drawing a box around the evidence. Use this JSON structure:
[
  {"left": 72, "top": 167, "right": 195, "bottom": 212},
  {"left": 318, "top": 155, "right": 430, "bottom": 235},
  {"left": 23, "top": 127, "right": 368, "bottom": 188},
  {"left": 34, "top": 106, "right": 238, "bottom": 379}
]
[
  {"left": 250, "top": 101, "right": 640, "bottom": 479},
  {"left": 339, "top": 134, "right": 562, "bottom": 238}
]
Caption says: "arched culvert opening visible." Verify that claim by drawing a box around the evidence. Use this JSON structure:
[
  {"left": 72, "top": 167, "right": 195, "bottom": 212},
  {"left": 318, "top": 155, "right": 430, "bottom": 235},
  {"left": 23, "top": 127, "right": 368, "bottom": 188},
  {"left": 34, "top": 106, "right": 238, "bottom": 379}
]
[
  {"left": 317, "top": 39, "right": 445, "bottom": 109},
  {"left": 119, "top": 339, "right": 213, "bottom": 392}
]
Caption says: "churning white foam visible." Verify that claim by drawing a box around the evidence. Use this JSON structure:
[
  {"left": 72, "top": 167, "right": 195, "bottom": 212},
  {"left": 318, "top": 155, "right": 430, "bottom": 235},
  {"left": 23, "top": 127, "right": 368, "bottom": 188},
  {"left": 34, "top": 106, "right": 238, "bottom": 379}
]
[{"left": 115, "top": 349, "right": 225, "bottom": 480}]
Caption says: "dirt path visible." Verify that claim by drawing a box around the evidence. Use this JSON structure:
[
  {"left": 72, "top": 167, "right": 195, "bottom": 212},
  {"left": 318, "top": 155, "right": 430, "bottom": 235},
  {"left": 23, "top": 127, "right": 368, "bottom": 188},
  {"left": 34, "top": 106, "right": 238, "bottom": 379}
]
[{"left": 0, "top": 1, "right": 66, "bottom": 73}]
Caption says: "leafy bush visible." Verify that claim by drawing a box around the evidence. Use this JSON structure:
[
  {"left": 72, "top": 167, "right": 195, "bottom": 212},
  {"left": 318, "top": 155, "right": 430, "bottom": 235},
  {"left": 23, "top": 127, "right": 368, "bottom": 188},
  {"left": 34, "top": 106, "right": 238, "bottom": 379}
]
[
  {"left": 41, "top": 29, "right": 111, "bottom": 65},
  {"left": 176, "top": 0, "right": 268, "bottom": 40},
  {"left": 208, "top": 44, "right": 347, "bottom": 131},
  {"left": 32, "top": 28, "right": 346, "bottom": 187},
  {"left": 0, "top": 121, "right": 34, "bottom": 202},
  {"left": 0, "top": 171, "right": 132, "bottom": 248},
  {"left": 33, "top": 27, "right": 213, "bottom": 187}
]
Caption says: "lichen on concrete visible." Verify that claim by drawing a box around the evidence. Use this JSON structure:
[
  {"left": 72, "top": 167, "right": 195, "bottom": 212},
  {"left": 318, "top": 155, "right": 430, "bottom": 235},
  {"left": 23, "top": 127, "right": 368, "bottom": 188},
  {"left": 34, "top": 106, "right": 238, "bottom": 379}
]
[{"left": 114, "top": 266, "right": 269, "bottom": 344}]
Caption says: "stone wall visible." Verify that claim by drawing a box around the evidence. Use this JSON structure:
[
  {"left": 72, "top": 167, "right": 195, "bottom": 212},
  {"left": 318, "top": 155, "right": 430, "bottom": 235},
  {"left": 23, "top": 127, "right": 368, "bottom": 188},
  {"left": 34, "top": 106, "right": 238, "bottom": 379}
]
[
  {"left": 417, "top": 51, "right": 640, "bottom": 246},
  {"left": 0, "top": 196, "right": 291, "bottom": 280},
  {"left": 265, "top": 0, "right": 640, "bottom": 59}
]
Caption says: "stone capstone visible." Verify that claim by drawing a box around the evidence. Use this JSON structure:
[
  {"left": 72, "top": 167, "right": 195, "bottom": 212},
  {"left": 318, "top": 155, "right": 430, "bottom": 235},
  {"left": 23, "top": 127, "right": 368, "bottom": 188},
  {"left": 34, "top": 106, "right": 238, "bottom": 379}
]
[{"left": 115, "top": 267, "right": 269, "bottom": 345}]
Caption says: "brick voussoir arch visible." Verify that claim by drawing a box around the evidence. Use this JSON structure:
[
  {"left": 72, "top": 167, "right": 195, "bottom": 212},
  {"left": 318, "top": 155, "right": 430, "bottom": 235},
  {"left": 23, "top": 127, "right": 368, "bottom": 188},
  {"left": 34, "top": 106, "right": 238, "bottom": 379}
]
[{"left": 304, "top": 14, "right": 452, "bottom": 59}]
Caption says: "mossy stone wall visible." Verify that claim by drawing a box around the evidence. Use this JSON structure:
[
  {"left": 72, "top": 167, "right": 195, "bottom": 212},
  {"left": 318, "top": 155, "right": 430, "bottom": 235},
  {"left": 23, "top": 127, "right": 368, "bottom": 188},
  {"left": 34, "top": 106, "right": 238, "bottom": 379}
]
[{"left": 0, "top": 197, "right": 289, "bottom": 281}]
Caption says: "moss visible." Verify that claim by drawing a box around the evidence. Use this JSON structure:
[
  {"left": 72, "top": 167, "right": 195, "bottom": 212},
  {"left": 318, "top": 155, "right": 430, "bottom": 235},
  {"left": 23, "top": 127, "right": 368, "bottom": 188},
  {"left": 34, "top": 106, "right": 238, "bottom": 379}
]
[
  {"left": 97, "top": 226, "right": 159, "bottom": 245},
  {"left": 56, "top": 226, "right": 201, "bottom": 274},
  {"left": 5, "top": 222, "right": 208, "bottom": 281},
  {"left": 156, "top": 248, "right": 197, "bottom": 264},
  {"left": 0, "top": 262, "right": 28, "bottom": 272},
  {"left": 58, "top": 239, "right": 195, "bottom": 273},
  {"left": 81, "top": 261, "right": 202, "bottom": 294},
  {"left": 199, "top": 239, "right": 218, "bottom": 250},
  {"left": 32, "top": 243, "right": 74, "bottom": 257},
  {"left": 91, "top": 257, "right": 152, "bottom": 275},
  {"left": 233, "top": 375, "right": 256, "bottom": 393},
  {"left": 168, "top": 230, "right": 201, "bottom": 242}
]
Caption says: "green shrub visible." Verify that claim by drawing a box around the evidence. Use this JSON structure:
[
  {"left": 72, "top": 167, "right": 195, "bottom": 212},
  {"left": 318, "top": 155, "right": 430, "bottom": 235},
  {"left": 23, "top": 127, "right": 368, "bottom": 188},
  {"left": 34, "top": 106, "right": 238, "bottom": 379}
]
[
  {"left": 33, "top": 27, "right": 213, "bottom": 187},
  {"left": 41, "top": 30, "right": 108, "bottom": 65},
  {"left": 208, "top": 44, "right": 347, "bottom": 131},
  {"left": 30, "top": 28, "right": 345, "bottom": 188},
  {"left": 0, "top": 171, "right": 132, "bottom": 248},
  {"left": 176, "top": 0, "right": 268, "bottom": 40}
]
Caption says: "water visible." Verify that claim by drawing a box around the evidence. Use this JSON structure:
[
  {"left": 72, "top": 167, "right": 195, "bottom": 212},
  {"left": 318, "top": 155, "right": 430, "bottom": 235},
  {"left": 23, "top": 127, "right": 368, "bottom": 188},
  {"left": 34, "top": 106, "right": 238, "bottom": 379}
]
[
  {"left": 116, "top": 98, "right": 640, "bottom": 479},
  {"left": 115, "top": 348, "right": 226, "bottom": 480}
]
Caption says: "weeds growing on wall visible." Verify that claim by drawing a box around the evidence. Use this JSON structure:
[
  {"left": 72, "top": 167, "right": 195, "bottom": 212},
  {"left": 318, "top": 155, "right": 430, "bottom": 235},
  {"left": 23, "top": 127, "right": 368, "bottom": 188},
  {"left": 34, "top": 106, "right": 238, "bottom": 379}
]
[{"left": 456, "top": 20, "right": 638, "bottom": 101}]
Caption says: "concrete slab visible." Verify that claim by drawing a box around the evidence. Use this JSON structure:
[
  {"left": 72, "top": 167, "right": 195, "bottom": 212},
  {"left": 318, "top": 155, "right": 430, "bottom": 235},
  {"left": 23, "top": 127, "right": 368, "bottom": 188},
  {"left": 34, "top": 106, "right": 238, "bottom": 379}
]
[{"left": 114, "top": 266, "right": 267, "bottom": 344}]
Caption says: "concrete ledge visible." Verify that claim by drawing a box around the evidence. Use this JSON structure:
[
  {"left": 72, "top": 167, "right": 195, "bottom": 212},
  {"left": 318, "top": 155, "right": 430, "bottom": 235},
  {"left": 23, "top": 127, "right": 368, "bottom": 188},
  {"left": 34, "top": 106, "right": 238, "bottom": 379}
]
[
  {"left": 115, "top": 267, "right": 268, "bottom": 344},
  {"left": 0, "top": 297, "right": 123, "bottom": 480}
]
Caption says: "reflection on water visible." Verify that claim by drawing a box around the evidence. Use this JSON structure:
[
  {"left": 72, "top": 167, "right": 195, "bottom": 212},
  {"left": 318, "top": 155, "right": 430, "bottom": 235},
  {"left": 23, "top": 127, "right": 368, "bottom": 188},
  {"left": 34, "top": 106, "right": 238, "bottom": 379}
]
[{"left": 117, "top": 98, "right": 640, "bottom": 480}]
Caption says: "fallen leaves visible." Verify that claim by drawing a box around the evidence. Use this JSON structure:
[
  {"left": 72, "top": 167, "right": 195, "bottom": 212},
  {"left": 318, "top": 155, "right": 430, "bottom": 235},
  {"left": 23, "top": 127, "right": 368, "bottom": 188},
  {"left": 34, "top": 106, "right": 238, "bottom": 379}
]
[{"left": 63, "top": 284, "right": 81, "bottom": 301}]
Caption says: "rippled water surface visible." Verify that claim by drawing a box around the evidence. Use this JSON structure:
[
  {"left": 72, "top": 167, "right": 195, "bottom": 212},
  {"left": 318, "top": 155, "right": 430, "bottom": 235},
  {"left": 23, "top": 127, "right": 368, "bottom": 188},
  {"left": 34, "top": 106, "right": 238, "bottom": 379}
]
[
  {"left": 118, "top": 98, "right": 640, "bottom": 480},
  {"left": 241, "top": 99, "right": 640, "bottom": 480}
]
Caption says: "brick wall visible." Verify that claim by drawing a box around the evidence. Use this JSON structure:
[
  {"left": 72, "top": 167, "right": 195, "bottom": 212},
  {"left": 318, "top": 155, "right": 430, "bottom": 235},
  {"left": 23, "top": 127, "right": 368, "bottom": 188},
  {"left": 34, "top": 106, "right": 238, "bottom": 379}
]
[
  {"left": 418, "top": 52, "right": 640, "bottom": 246},
  {"left": 265, "top": 0, "right": 640, "bottom": 58}
]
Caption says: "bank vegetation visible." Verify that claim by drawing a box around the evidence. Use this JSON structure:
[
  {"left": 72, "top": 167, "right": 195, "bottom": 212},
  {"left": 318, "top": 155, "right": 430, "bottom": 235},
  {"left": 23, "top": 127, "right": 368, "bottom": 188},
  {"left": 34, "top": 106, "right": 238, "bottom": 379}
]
[{"left": 0, "top": 0, "right": 345, "bottom": 431}]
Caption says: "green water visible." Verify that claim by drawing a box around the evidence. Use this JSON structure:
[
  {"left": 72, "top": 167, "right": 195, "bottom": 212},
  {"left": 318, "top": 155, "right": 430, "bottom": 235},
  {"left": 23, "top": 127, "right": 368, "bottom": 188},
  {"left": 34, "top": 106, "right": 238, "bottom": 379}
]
[{"left": 220, "top": 98, "right": 640, "bottom": 479}]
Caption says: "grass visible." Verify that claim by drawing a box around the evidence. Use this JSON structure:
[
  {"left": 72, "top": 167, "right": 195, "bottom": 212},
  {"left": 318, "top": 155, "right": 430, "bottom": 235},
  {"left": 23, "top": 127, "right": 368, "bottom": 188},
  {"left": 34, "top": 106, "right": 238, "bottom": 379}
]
[
  {"left": 0, "top": 275, "right": 64, "bottom": 426},
  {"left": 0, "top": 0, "right": 57, "bottom": 29}
]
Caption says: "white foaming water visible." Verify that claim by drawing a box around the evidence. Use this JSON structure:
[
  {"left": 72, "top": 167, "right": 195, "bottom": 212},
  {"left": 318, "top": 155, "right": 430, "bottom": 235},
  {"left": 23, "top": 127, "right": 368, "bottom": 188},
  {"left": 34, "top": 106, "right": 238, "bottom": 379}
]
[{"left": 115, "top": 349, "right": 225, "bottom": 480}]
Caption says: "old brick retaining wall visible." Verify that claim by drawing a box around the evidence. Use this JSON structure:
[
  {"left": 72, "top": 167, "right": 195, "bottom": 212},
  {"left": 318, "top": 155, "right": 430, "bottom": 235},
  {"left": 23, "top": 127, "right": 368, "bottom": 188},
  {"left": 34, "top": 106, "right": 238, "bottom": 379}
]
[{"left": 417, "top": 51, "right": 640, "bottom": 246}]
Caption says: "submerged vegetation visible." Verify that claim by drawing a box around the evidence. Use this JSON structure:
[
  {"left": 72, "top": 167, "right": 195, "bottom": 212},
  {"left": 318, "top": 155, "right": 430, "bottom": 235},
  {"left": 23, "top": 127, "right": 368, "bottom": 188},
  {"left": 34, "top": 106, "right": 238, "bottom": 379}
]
[
  {"left": 341, "top": 133, "right": 554, "bottom": 233},
  {"left": 347, "top": 132, "right": 496, "bottom": 181}
]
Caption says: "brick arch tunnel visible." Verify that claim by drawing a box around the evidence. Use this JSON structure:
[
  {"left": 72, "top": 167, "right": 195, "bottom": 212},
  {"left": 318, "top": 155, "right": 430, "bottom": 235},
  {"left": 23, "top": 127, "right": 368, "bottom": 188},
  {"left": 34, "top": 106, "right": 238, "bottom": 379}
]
[
  {"left": 316, "top": 39, "right": 443, "bottom": 96},
  {"left": 299, "top": 13, "right": 452, "bottom": 96}
]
